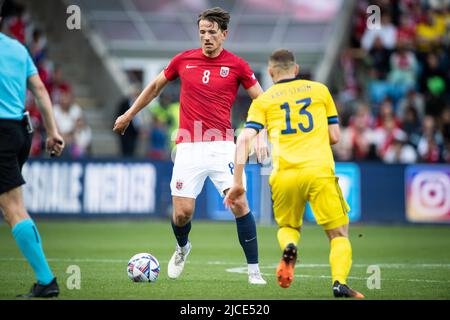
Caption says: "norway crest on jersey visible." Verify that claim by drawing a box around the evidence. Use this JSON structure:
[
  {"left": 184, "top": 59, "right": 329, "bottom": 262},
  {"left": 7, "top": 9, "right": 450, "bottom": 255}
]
[{"left": 220, "top": 66, "right": 229, "bottom": 77}]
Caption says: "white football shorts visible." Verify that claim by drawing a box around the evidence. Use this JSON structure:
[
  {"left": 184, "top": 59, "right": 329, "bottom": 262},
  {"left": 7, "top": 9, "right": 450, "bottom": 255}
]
[{"left": 170, "top": 141, "right": 247, "bottom": 198}]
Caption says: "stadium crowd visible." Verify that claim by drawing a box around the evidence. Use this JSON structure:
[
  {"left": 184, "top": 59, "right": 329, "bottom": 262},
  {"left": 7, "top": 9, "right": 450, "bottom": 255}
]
[
  {"left": 127, "top": 0, "right": 450, "bottom": 164},
  {"left": 2, "top": 0, "right": 449, "bottom": 164},
  {"left": 335, "top": 0, "right": 450, "bottom": 163},
  {"left": 0, "top": 0, "right": 91, "bottom": 159}
]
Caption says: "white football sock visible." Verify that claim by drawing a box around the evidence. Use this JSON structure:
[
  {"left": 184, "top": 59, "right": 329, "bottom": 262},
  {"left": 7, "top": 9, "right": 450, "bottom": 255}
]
[{"left": 248, "top": 263, "right": 260, "bottom": 274}]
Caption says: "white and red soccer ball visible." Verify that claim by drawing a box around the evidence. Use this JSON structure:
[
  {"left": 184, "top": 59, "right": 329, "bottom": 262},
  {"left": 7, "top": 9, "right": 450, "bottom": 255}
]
[{"left": 127, "top": 253, "right": 160, "bottom": 283}]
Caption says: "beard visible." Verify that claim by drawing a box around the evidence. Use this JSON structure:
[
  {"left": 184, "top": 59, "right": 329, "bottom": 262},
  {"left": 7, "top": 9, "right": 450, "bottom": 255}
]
[{"left": 203, "top": 43, "right": 216, "bottom": 52}]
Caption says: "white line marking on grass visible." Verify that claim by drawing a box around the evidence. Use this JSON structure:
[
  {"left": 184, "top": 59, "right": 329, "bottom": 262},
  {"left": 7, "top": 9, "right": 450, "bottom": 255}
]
[
  {"left": 226, "top": 267, "right": 450, "bottom": 284},
  {"left": 0, "top": 257, "right": 126, "bottom": 263},
  {"left": 2, "top": 257, "right": 450, "bottom": 271},
  {"left": 0, "top": 257, "right": 171, "bottom": 264},
  {"left": 3, "top": 257, "right": 449, "bottom": 284},
  {"left": 209, "top": 261, "right": 450, "bottom": 268}
]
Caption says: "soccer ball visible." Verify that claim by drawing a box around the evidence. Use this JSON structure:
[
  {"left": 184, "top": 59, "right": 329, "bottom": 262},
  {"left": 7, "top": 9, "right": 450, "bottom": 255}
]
[{"left": 127, "top": 253, "right": 160, "bottom": 283}]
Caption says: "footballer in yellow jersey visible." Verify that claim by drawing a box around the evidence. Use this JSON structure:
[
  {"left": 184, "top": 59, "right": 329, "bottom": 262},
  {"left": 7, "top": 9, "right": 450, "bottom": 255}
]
[
  {"left": 246, "top": 76, "right": 338, "bottom": 172},
  {"left": 224, "top": 49, "right": 364, "bottom": 298}
]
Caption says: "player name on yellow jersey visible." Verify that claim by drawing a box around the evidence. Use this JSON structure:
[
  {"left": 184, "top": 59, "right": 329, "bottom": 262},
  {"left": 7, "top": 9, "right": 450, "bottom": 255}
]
[
  {"left": 270, "top": 84, "right": 312, "bottom": 99},
  {"left": 245, "top": 77, "right": 339, "bottom": 171}
]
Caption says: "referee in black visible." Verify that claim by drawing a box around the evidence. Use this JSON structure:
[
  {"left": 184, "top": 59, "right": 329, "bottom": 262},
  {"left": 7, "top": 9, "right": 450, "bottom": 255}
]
[{"left": 0, "top": 0, "right": 65, "bottom": 298}]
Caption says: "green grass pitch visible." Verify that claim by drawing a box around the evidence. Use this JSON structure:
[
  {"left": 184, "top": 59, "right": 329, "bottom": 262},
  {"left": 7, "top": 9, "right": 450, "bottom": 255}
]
[{"left": 0, "top": 220, "right": 449, "bottom": 299}]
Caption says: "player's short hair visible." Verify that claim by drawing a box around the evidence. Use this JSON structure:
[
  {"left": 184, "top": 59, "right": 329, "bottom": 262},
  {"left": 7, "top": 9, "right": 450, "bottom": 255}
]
[
  {"left": 197, "top": 7, "right": 230, "bottom": 31},
  {"left": 0, "top": 0, "right": 4, "bottom": 17},
  {"left": 269, "top": 49, "right": 296, "bottom": 71}
]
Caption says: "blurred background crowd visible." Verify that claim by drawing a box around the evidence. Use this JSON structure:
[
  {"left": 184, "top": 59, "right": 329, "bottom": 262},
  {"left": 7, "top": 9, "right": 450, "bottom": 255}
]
[
  {"left": 1, "top": 0, "right": 92, "bottom": 159},
  {"left": 1, "top": 0, "right": 449, "bottom": 163},
  {"left": 334, "top": 0, "right": 450, "bottom": 163}
]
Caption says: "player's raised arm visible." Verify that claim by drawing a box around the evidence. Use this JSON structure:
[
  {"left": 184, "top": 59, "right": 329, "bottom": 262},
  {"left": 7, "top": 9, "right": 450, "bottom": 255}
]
[{"left": 113, "top": 71, "right": 170, "bottom": 135}]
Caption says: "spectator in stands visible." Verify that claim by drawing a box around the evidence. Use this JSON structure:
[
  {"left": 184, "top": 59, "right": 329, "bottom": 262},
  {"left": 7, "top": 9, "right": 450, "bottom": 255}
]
[
  {"left": 406, "top": 0, "right": 424, "bottom": 25},
  {"left": 116, "top": 83, "right": 145, "bottom": 157},
  {"left": 396, "top": 13, "right": 417, "bottom": 48},
  {"left": 149, "top": 92, "right": 180, "bottom": 151},
  {"left": 348, "top": 103, "right": 376, "bottom": 160},
  {"left": 431, "top": 4, "right": 449, "bottom": 39},
  {"left": 53, "top": 90, "right": 84, "bottom": 158},
  {"left": 417, "top": 115, "right": 445, "bottom": 162},
  {"left": 332, "top": 126, "right": 353, "bottom": 161},
  {"left": 6, "top": 2, "right": 25, "bottom": 43},
  {"left": 368, "top": 36, "right": 392, "bottom": 80},
  {"left": 367, "top": 68, "right": 393, "bottom": 106},
  {"left": 35, "top": 59, "right": 51, "bottom": 87},
  {"left": 373, "top": 116, "right": 405, "bottom": 160},
  {"left": 147, "top": 116, "right": 168, "bottom": 160},
  {"left": 339, "top": 49, "right": 360, "bottom": 103},
  {"left": 374, "top": 97, "right": 402, "bottom": 128},
  {"left": 443, "top": 142, "right": 450, "bottom": 162},
  {"left": 443, "top": 107, "right": 450, "bottom": 162},
  {"left": 350, "top": 0, "right": 369, "bottom": 48},
  {"left": 440, "top": 6, "right": 450, "bottom": 46},
  {"left": 387, "top": 38, "right": 419, "bottom": 101},
  {"left": 396, "top": 88, "right": 426, "bottom": 121},
  {"left": 71, "top": 116, "right": 92, "bottom": 158},
  {"left": 361, "top": 12, "right": 397, "bottom": 51},
  {"left": 334, "top": 99, "right": 353, "bottom": 129},
  {"left": 47, "top": 65, "right": 72, "bottom": 106},
  {"left": 440, "top": 107, "right": 450, "bottom": 144},
  {"left": 402, "top": 105, "right": 422, "bottom": 144},
  {"left": 382, "top": 129, "right": 418, "bottom": 163},
  {"left": 416, "top": 10, "right": 444, "bottom": 54},
  {"left": 28, "top": 28, "right": 47, "bottom": 65},
  {"left": 419, "top": 52, "right": 449, "bottom": 117}
]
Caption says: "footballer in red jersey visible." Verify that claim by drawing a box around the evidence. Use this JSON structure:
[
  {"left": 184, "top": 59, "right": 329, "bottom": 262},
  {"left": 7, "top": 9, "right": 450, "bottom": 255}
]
[
  {"left": 113, "top": 7, "right": 267, "bottom": 285},
  {"left": 164, "top": 48, "right": 258, "bottom": 144}
]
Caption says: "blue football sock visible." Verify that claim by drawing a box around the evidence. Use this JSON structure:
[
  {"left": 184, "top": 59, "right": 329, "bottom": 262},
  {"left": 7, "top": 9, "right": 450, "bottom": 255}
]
[
  {"left": 171, "top": 219, "right": 191, "bottom": 247},
  {"left": 12, "top": 219, "right": 54, "bottom": 286},
  {"left": 236, "top": 211, "right": 259, "bottom": 264}
]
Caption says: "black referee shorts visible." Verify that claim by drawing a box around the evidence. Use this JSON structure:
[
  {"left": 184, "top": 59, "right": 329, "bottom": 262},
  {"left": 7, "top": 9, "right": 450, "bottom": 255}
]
[{"left": 0, "top": 119, "right": 32, "bottom": 195}]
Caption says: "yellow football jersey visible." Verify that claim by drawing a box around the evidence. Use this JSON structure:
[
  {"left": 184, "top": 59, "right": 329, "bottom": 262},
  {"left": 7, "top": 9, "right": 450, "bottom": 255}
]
[{"left": 245, "top": 77, "right": 338, "bottom": 171}]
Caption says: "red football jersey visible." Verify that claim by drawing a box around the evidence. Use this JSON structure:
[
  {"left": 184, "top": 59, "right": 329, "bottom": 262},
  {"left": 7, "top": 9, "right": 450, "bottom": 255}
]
[{"left": 164, "top": 48, "right": 258, "bottom": 143}]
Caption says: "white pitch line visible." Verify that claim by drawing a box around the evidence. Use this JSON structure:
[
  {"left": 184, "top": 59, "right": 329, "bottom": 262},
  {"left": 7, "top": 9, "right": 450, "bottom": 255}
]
[
  {"left": 1, "top": 257, "right": 450, "bottom": 269},
  {"left": 211, "top": 262, "right": 450, "bottom": 268},
  {"left": 209, "top": 261, "right": 450, "bottom": 269},
  {"left": 2, "top": 257, "right": 449, "bottom": 284},
  {"left": 0, "top": 257, "right": 167, "bottom": 264},
  {"left": 23, "top": 258, "right": 128, "bottom": 263},
  {"left": 226, "top": 267, "right": 450, "bottom": 284},
  {"left": 259, "top": 263, "right": 450, "bottom": 269}
]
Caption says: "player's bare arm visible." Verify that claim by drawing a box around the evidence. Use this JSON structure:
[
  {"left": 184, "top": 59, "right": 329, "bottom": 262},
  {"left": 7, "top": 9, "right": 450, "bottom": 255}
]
[
  {"left": 27, "top": 74, "right": 65, "bottom": 156},
  {"left": 113, "top": 71, "right": 170, "bottom": 135},
  {"left": 224, "top": 128, "right": 258, "bottom": 208},
  {"left": 246, "top": 82, "right": 263, "bottom": 100},
  {"left": 328, "top": 123, "right": 340, "bottom": 145},
  {"left": 246, "top": 83, "right": 269, "bottom": 163},
  {"left": 253, "top": 127, "right": 269, "bottom": 163}
]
